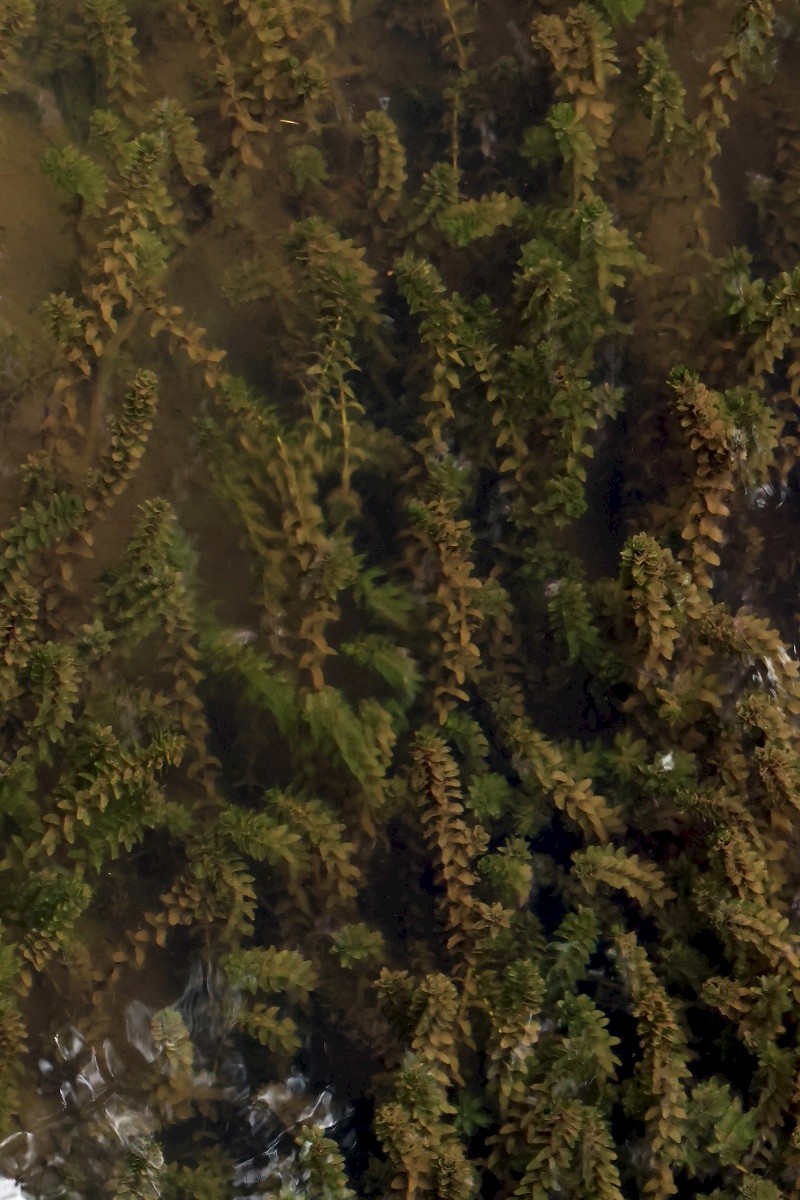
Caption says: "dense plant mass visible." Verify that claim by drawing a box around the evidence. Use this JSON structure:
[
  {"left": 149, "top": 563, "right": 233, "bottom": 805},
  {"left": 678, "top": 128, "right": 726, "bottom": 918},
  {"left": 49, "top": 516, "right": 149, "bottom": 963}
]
[{"left": 2, "top": 0, "right": 800, "bottom": 1196}]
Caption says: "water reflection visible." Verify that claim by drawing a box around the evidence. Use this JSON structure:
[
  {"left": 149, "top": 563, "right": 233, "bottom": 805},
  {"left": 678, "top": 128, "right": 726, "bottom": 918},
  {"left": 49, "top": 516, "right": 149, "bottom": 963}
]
[
  {"left": 0, "top": 961, "right": 348, "bottom": 1198},
  {"left": 0, "top": 1176, "right": 27, "bottom": 1200}
]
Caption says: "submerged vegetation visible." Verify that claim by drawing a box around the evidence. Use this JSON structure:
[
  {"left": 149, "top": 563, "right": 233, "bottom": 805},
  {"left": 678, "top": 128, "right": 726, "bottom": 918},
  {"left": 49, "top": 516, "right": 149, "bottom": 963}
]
[{"left": 2, "top": 0, "right": 800, "bottom": 1196}]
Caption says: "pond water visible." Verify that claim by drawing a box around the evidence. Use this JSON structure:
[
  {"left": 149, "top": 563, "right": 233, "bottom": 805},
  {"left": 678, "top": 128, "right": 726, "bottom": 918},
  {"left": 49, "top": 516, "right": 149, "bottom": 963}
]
[{"left": 2, "top": 1, "right": 800, "bottom": 1198}]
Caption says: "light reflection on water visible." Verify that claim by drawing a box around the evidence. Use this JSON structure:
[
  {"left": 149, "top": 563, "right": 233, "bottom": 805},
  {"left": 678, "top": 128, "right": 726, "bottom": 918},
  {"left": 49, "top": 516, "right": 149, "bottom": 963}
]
[
  {"left": 1, "top": 960, "right": 348, "bottom": 1198},
  {"left": 0, "top": 1178, "right": 27, "bottom": 1200}
]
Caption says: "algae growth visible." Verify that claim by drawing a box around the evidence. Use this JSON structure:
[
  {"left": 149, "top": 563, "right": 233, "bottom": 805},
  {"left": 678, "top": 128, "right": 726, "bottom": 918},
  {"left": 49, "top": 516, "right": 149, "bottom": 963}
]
[{"left": 1, "top": 0, "right": 800, "bottom": 1196}]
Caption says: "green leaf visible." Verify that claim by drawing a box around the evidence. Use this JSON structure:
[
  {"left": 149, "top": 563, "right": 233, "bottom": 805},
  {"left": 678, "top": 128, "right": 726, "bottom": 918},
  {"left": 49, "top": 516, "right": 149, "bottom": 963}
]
[
  {"left": 41, "top": 146, "right": 108, "bottom": 211},
  {"left": 597, "top": 0, "right": 644, "bottom": 24}
]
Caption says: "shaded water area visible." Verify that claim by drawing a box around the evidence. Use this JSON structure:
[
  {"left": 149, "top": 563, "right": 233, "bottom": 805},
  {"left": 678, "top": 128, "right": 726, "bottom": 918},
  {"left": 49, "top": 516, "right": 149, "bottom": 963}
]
[{"left": 4, "top": 0, "right": 800, "bottom": 1198}]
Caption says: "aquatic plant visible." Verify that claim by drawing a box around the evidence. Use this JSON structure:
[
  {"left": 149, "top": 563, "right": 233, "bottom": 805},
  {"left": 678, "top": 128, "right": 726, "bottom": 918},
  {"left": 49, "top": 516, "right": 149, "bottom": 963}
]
[
  {"left": 0, "top": 0, "right": 34, "bottom": 90},
  {"left": 5, "top": 0, "right": 800, "bottom": 1197},
  {"left": 361, "top": 109, "right": 407, "bottom": 224},
  {"left": 84, "top": 0, "right": 144, "bottom": 110}
]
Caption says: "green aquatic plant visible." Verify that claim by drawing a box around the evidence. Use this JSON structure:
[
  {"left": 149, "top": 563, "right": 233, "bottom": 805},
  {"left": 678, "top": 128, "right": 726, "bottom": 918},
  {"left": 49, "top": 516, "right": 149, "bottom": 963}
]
[
  {"left": 637, "top": 37, "right": 689, "bottom": 148},
  {"left": 221, "top": 945, "right": 316, "bottom": 1056},
  {"left": 0, "top": 0, "right": 34, "bottom": 90},
  {"left": 435, "top": 190, "right": 524, "bottom": 247},
  {"left": 150, "top": 99, "right": 210, "bottom": 188},
  {"left": 361, "top": 109, "right": 407, "bottom": 224},
  {"left": 84, "top": 0, "right": 144, "bottom": 109},
  {"left": 404, "top": 161, "right": 461, "bottom": 242},
  {"left": 373, "top": 1058, "right": 477, "bottom": 1199},
  {"left": 695, "top": 0, "right": 776, "bottom": 203},
  {"left": 40, "top": 145, "right": 109, "bottom": 212},
  {"left": 111, "top": 1137, "right": 165, "bottom": 1200},
  {"left": 288, "top": 142, "right": 328, "bottom": 191},
  {"left": 531, "top": 4, "right": 619, "bottom": 161},
  {"left": 7, "top": 0, "right": 800, "bottom": 1196},
  {"left": 611, "top": 931, "right": 693, "bottom": 1200},
  {"left": 171, "top": 0, "right": 351, "bottom": 167},
  {"left": 409, "top": 729, "right": 488, "bottom": 965},
  {"left": 86, "top": 368, "right": 159, "bottom": 506},
  {"left": 296, "top": 1127, "right": 357, "bottom": 1200}
]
